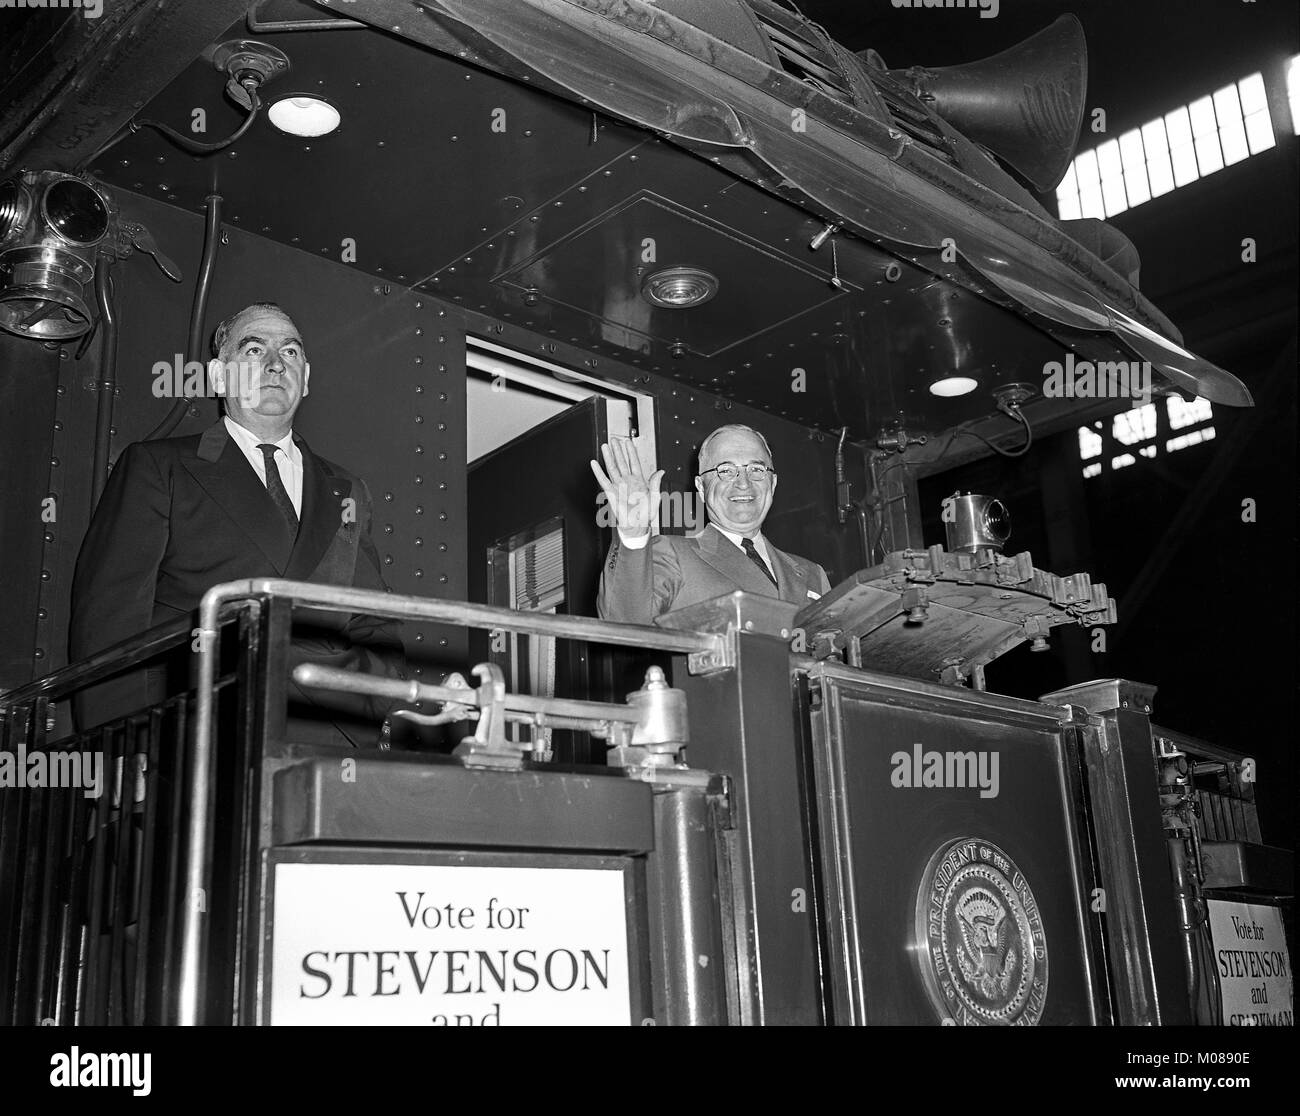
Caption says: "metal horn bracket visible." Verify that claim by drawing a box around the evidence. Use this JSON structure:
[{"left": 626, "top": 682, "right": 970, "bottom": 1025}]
[{"left": 452, "top": 662, "right": 521, "bottom": 768}]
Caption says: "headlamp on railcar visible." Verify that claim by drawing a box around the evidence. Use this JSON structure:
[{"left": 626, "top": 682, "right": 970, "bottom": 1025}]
[
  {"left": 0, "top": 170, "right": 112, "bottom": 341},
  {"left": 944, "top": 492, "right": 1012, "bottom": 554}
]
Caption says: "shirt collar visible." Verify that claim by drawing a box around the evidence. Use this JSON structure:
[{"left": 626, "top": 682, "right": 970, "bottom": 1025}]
[
  {"left": 713, "top": 523, "right": 767, "bottom": 557},
  {"left": 224, "top": 415, "right": 299, "bottom": 462}
]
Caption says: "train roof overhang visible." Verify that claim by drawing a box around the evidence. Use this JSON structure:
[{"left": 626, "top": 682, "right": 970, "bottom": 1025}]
[{"left": 0, "top": 0, "right": 1254, "bottom": 468}]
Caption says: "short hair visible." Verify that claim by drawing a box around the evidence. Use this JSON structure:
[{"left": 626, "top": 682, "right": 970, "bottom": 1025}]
[
  {"left": 698, "top": 424, "right": 774, "bottom": 473},
  {"left": 211, "top": 302, "right": 295, "bottom": 357}
]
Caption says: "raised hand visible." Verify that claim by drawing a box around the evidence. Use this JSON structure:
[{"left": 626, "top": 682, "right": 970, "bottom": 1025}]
[{"left": 590, "top": 436, "right": 664, "bottom": 540}]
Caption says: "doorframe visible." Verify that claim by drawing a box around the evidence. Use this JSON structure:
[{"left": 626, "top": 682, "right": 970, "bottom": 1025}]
[{"left": 466, "top": 336, "right": 658, "bottom": 476}]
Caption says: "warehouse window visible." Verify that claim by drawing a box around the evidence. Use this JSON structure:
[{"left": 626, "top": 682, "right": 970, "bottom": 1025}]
[
  {"left": 1167, "top": 394, "right": 1214, "bottom": 430},
  {"left": 1167, "top": 427, "right": 1217, "bottom": 454},
  {"left": 1078, "top": 397, "right": 1215, "bottom": 478},
  {"left": 1057, "top": 69, "right": 1280, "bottom": 219},
  {"left": 1288, "top": 54, "right": 1300, "bottom": 133},
  {"left": 1113, "top": 403, "right": 1158, "bottom": 446}
]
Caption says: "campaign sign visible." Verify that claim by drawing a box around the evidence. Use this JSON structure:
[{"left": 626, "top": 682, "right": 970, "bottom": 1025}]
[
  {"left": 268, "top": 861, "right": 632, "bottom": 1025},
  {"left": 1206, "top": 899, "right": 1293, "bottom": 1027}
]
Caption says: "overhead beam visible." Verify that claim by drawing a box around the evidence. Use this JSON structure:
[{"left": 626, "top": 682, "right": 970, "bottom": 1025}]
[{"left": 1, "top": 0, "right": 256, "bottom": 174}]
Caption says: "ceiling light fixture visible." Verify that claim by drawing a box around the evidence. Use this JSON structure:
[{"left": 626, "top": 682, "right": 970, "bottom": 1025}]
[
  {"left": 641, "top": 266, "right": 719, "bottom": 309},
  {"left": 928, "top": 374, "right": 979, "bottom": 397},
  {"left": 268, "top": 95, "right": 341, "bottom": 137}
]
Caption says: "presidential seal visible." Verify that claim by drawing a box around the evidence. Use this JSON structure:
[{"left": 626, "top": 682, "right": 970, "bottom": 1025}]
[{"left": 914, "top": 837, "right": 1048, "bottom": 1025}]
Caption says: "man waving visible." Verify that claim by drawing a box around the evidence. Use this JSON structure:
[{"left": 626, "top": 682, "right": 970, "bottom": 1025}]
[{"left": 591, "top": 424, "right": 830, "bottom": 625}]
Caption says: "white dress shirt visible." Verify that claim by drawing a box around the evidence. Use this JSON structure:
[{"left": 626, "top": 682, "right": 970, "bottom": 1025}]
[{"left": 223, "top": 416, "right": 303, "bottom": 517}]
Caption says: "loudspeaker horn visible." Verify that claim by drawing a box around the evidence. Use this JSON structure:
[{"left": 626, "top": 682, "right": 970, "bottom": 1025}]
[{"left": 889, "top": 14, "right": 1087, "bottom": 193}]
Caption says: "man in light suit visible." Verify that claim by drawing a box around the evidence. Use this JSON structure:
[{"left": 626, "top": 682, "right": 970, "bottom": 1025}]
[
  {"left": 591, "top": 424, "right": 830, "bottom": 624},
  {"left": 70, "top": 301, "right": 406, "bottom": 743}
]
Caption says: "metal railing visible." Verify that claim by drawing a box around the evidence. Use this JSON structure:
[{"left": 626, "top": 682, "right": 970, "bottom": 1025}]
[
  {"left": 0, "top": 602, "right": 261, "bottom": 1024},
  {"left": 3, "top": 580, "right": 726, "bottom": 1025},
  {"left": 179, "top": 578, "right": 724, "bottom": 1024}
]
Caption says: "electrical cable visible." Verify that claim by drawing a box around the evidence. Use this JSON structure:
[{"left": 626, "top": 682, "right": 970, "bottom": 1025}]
[
  {"left": 964, "top": 405, "right": 1034, "bottom": 458},
  {"left": 927, "top": 406, "right": 1035, "bottom": 465},
  {"left": 76, "top": 82, "right": 262, "bottom": 171},
  {"left": 865, "top": 407, "right": 1035, "bottom": 559}
]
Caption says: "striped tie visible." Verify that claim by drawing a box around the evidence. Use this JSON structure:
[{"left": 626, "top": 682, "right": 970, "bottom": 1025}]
[
  {"left": 742, "top": 536, "right": 777, "bottom": 588},
  {"left": 258, "top": 443, "right": 299, "bottom": 533}
]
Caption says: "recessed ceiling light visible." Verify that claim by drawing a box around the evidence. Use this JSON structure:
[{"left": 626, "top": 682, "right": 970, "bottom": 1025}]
[
  {"left": 268, "top": 95, "right": 340, "bottom": 137},
  {"left": 641, "top": 267, "right": 719, "bottom": 309},
  {"left": 929, "top": 375, "right": 979, "bottom": 397}
]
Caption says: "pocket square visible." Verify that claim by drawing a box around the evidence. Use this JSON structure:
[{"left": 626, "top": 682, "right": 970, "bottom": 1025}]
[{"left": 806, "top": 589, "right": 821, "bottom": 600}]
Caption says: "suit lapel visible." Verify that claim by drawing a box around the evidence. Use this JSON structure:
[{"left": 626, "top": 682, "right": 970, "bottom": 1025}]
[
  {"left": 285, "top": 436, "right": 352, "bottom": 581},
  {"left": 694, "top": 524, "right": 779, "bottom": 598},
  {"left": 766, "top": 542, "right": 805, "bottom": 605},
  {"left": 184, "top": 422, "right": 293, "bottom": 572}
]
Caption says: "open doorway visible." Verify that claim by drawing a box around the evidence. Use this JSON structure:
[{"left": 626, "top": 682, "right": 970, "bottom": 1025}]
[
  {"left": 466, "top": 340, "right": 658, "bottom": 764},
  {"left": 466, "top": 337, "right": 655, "bottom": 467}
]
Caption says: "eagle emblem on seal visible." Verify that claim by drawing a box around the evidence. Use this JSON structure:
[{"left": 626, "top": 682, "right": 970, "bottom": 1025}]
[
  {"left": 914, "top": 838, "right": 1048, "bottom": 1025},
  {"left": 955, "top": 887, "right": 1019, "bottom": 1001}
]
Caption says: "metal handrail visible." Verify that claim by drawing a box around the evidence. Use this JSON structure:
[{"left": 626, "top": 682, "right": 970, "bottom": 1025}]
[
  {"left": 0, "top": 602, "right": 252, "bottom": 709},
  {"left": 224, "top": 579, "right": 723, "bottom": 654},
  {"left": 177, "top": 578, "right": 728, "bottom": 1024}
]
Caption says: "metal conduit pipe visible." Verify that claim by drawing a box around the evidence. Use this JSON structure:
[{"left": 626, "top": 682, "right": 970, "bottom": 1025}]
[
  {"left": 90, "top": 259, "right": 118, "bottom": 503},
  {"left": 147, "top": 193, "right": 222, "bottom": 441},
  {"left": 292, "top": 662, "right": 644, "bottom": 726}
]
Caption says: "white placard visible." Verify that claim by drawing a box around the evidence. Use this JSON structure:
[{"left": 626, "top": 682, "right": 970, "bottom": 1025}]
[
  {"left": 269, "top": 862, "right": 632, "bottom": 1026},
  {"left": 1206, "top": 900, "right": 1293, "bottom": 1027}
]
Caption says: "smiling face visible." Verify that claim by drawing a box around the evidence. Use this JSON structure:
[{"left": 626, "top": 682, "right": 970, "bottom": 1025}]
[
  {"left": 694, "top": 427, "right": 777, "bottom": 537},
  {"left": 216, "top": 306, "right": 309, "bottom": 429}
]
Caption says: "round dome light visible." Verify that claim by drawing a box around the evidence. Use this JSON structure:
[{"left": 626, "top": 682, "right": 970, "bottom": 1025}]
[
  {"left": 268, "top": 95, "right": 341, "bottom": 137},
  {"left": 929, "top": 375, "right": 979, "bottom": 398},
  {"left": 641, "top": 267, "right": 719, "bottom": 309}
]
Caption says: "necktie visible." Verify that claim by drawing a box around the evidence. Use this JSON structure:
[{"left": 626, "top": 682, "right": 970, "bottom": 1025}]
[
  {"left": 741, "top": 536, "right": 778, "bottom": 588},
  {"left": 258, "top": 443, "right": 299, "bottom": 533}
]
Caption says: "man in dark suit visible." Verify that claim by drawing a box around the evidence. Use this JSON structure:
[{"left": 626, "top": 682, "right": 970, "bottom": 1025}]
[
  {"left": 591, "top": 424, "right": 830, "bottom": 624},
  {"left": 70, "top": 301, "right": 405, "bottom": 744}
]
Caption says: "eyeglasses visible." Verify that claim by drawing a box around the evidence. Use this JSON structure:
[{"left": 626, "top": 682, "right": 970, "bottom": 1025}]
[{"left": 702, "top": 462, "right": 774, "bottom": 482}]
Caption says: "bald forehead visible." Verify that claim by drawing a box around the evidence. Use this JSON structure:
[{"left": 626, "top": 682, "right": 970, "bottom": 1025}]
[
  {"left": 229, "top": 307, "right": 298, "bottom": 337},
  {"left": 700, "top": 429, "right": 772, "bottom": 471},
  {"left": 222, "top": 308, "right": 301, "bottom": 354}
]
